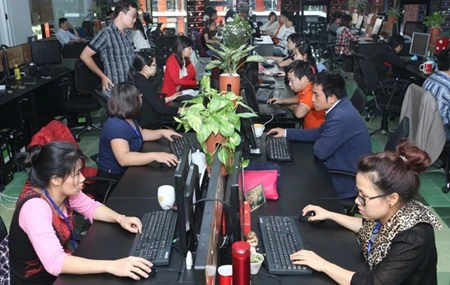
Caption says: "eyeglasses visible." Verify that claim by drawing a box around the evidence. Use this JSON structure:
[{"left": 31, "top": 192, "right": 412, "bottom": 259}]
[
  {"left": 355, "top": 186, "right": 390, "bottom": 206},
  {"left": 150, "top": 64, "right": 157, "bottom": 67},
  {"left": 126, "top": 12, "right": 138, "bottom": 19}
]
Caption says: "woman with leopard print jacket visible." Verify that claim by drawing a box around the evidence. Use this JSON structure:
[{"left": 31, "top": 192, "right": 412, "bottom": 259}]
[{"left": 290, "top": 141, "right": 442, "bottom": 285}]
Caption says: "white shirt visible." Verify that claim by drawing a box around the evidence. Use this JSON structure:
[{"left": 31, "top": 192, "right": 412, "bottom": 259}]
[
  {"left": 276, "top": 26, "right": 295, "bottom": 55},
  {"left": 55, "top": 29, "right": 80, "bottom": 45},
  {"left": 261, "top": 21, "right": 279, "bottom": 35}
]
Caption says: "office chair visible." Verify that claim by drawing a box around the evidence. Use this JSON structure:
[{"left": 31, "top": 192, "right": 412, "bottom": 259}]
[
  {"left": 323, "top": 43, "right": 348, "bottom": 79},
  {"left": 60, "top": 59, "right": 104, "bottom": 141},
  {"left": 0, "top": 215, "right": 7, "bottom": 244},
  {"left": 351, "top": 52, "right": 367, "bottom": 90},
  {"left": 350, "top": 88, "right": 367, "bottom": 115},
  {"left": 306, "top": 23, "right": 328, "bottom": 62},
  {"left": 155, "top": 35, "right": 178, "bottom": 67},
  {"left": 359, "top": 59, "right": 410, "bottom": 135}
]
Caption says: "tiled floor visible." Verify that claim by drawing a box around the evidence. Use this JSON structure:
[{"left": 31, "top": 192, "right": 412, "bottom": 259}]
[{"left": 1, "top": 61, "right": 449, "bottom": 284}]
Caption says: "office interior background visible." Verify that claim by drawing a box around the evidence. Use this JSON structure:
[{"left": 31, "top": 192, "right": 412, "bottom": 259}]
[{"left": 1, "top": 0, "right": 450, "bottom": 283}]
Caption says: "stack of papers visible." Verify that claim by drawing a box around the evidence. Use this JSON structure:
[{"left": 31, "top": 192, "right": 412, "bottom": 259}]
[{"left": 182, "top": 89, "right": 200, "bottom": 96}]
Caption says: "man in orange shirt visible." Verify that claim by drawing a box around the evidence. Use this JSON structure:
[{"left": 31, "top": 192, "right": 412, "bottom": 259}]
[{"left": 267, "top": 60, "right": 325, "bottom": 129}]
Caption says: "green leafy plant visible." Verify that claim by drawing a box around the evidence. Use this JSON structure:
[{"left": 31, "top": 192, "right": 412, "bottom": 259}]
[
  {"left": 221, "top": 14, "right": 253, "bottom": 50},
  {"left": 387, "top": 7, "right": 401, "bottom": 20},
  {"left": 205, "top": 43, "right": 264, "bottom": 75},
  {"left": 174, "top": 76, "right": 257, "bottom": 173},
  {"left": 90, "top": 4, "right": 106, "bottom": 20},
  {"left": 424, "top": 11, "right": 447, "bottom": 28},
  {"left": 250, "top": 253, "right": 264, "bottom": 263}
]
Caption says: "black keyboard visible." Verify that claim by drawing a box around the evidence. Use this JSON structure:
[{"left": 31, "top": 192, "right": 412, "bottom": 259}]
[
  {"left": 259, "top": 216, "right": 312, "bottom": 275},
  {"left": 256, "top": 88, "right": 273, "bottom": 102},
  {"left": 22, "top": 77, "right": 37, "bottom": 86},
  {"left": 129, "top": 210, "right": 177, "bottom": 266},
  {"left": 258, "top": 104, "right": 287, "bottom": 117},
  {"left": 37, "top": 67, "right": 68, "bottom": 77},
  {"left": 266, "top": 137, "right": 293, "bottom": 162},
  {"left": 169, "top": 136, "right": 188, "bottom": 158}
]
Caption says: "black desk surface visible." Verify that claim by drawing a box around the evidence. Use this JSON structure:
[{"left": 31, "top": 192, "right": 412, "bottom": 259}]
[{"left": 55, "top": 141, "right": 368, "bottom": 284}]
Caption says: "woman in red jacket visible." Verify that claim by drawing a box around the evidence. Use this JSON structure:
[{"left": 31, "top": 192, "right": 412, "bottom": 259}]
[{"left": 161, "top": 36, "right": 197, "bottom": 98}]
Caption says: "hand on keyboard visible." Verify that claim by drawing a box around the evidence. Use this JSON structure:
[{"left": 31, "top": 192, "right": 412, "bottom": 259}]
[
  {"left": 267, "top": 97, "right": 283, "bottom": 104},
  {"left": 290, "top": 250, "right": 326, "bottom": 273},
  {"left": 162, "top": 130, "right": 182, "bottom": 142},
  {"left": 267, "top": 128, "right": 285, "bottom": 138},
  {"left": 107, "top": 256, "right": 153, "bottom": 280},
  {"left": 154, "top": 152, "right": 178, "bottom": 167},
  {"left": 118, "top": 216, "right": 143, "bottom": 233}
]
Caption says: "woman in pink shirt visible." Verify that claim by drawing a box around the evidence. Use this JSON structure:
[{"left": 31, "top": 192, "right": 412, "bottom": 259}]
[{"left": 9, "top": 141, "right": 152, "bottom": 284}]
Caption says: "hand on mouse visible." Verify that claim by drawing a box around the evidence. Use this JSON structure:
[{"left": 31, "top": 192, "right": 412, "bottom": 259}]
[
  {"left": 301, "top": 205, "right": 330, "bottom": 222},
  {"left": 106, "top": 256, "right": 153, "bottom": 280},
  {"left": 267, "top": 128, "right": 285, "bottom": 138},
  {"left": 290, "top": 250, "right": 328, "bottom": 272}
]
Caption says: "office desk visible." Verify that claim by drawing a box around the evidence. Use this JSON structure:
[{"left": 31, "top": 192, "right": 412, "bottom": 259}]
[
  {"left": 253, "top": 35, "right": 274, "bottom": 56},
  {"left": 405, "top": 64, "right": 429, "bottom": 81},
  {"left": 55, "top": 141, "right": 368, "bottom": 284}
]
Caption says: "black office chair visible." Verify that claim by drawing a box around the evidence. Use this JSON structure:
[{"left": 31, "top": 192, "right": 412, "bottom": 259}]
[
  {"left": 323, "top": 43, "right": 348, "bottom": 79},
  {"left": 155, "top": 35, "right": 178, "bottom": 67},
  {"left": 0, "top": 215, "right": 7, "bottom": 243},
  {"left": 60, "top": 59, "right": 103, "bottom": 141},
  {"left": 350, "top": 88, "right": 367, "bottom": 115},
  {"left": 351, "top": 52, "right": 367, "bottom": 90},
  {"left": 359, "top": 59, "right": 410, "bottom": 135},
  {"left": 384, "top": 117, "right": 410, "bottom": 151},
  {"left": 306, "top": 23, "right": 328, "bottom": 62}
]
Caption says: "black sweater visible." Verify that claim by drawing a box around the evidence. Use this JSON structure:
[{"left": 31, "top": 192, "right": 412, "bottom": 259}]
[
  {"left": 134, "top": 73, "right": 178, "bottom": 128},
  {"left": 371, "top": 44, "right": 407, "bottom": 79}
]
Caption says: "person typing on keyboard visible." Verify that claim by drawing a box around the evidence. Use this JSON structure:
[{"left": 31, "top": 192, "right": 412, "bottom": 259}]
[
  {"left": 267, "top": 61, "right": 325, "bottom": 129},
  {"left": 290, "top": 143, "right": 442, "bottom": 285},
  {"left": 98, "top": 83, "right": 180, "bottom": 186},
  {"left": 9, "top": 142, "right": 154, "bottom": 284},
  {"left": 267, "top": 72, "right": 371, "bottom": 200}
]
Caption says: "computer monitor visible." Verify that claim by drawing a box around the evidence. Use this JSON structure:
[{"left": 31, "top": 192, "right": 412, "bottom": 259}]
[
  {"left": 355, "top": 15, "right": 364, "bottom": 31},
  {"left": 174, "top": 145, "right": 193, "bottom": 254},
  {"left": 224, "top": 151, "right": 244, "bottom": 244},
  {"left": 409, "top": 32, "right": 430, "bottom": 58},
  {"left": 371, "top": 19, "right": 383, "bottom": 37},
  {"left": 30, "top": 40, "right": 62, "bottom": 66},
  {"left": 239, "top": 111, "right": 258, "bottom": 156},
  {"left": 392, "top": 21, "right": 399, "bottom": 36},
  {"left": 194, "top": 153, "right": 226, "bottom": 285}
]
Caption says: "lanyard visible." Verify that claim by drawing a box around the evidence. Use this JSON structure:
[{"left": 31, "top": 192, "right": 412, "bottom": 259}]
[
  {"left": 367, "top": 221, "right": 381, "bottom": 254},
  {"left": 129, "top": 121, "right": 143, "bottom": 144},
  {"left": 42, "top": 187, "right": 76, "bottom": 250}
]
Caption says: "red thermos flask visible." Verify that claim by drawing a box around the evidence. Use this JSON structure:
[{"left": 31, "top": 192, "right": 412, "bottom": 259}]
[{"left": 232, "top": 241, "right": 250, "bottom": 285}]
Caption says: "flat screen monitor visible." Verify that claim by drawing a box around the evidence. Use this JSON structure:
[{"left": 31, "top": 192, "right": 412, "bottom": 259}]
[
  {"left": 371, "top": 19, "right": 383, "bottom": 37},
  {"left": 30, "top": 40, "right": 62, "bottom": 66},
  {"left": 239, "top": 111, "right": 258, "bottom": 155},
  {"left": 174, "top": 145, "right": 192, "bottom": 254},
  {"left": 409, "top": 32, "right": 430, "bottom": 58},
  {"left": 224, "top": 151, "right": 244, "bottom": 244},
  {"left": 245, "top": 61, "right": 259, "bottom": 87},
  {"left": 194, "top": 152, "right": 225, "bottom": 285},
  {"left": 355, "top": 15, "right": 364, "bottom": 30}
]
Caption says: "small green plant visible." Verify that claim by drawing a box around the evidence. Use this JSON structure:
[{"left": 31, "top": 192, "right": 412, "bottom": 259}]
[
  {"left": 205, "top": 43, "right": 264, "bottom": 75},
  {"left": 250, "top": 254, "right": 264, "bottom": 263},
  {"left": 90, "top": 4, "right": 106, "bottom": 20},
  {"left": 221, "top": 14, "right": 253, "bottom": 50},
  {"left": 387, "top": 7, "right": 401, "bottom": 20},
  {"left": 424, "top": 11, "right": 447, "bottom": 28},
  {"left": 174, "top": 76, "right": 256, "bottom": 173}
]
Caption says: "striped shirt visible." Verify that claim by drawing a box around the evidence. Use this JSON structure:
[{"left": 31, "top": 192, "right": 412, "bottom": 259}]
[
  {"left": 423, "top": 71, "right": 450, "bottom": 124},
  {"left": 88, "top": 23, "right": 135, "bottom": 86}
]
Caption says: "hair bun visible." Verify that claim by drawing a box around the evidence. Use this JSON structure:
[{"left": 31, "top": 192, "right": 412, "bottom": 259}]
[{"left": 396, "top": 140, "right": 431, "bottom": 175}]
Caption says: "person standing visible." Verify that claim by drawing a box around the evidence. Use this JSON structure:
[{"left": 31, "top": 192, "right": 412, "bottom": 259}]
[{"left": 80, "top": 0, "right": 137, "bottom": 93}]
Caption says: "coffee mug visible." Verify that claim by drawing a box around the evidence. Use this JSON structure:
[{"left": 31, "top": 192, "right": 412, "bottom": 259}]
[
  {"left": 253, "top": 123, "right": 265, "bottom": 138},
  {"left": 157, "top": 185, "right": 175, "bottom": 210},
  {"left": 419, "top": 61, "right": 436, "bottom": 74},
  {"left": 218, "top": 265, "right": 233, "bottom": 285}
]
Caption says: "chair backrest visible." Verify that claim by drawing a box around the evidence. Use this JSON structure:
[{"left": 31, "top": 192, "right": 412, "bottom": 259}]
[
  {"left": 350, "top": 88, "right": 367, "bottom": 114},
  {"left": 155, "top": 35, "right": 178, "bottom": 67},
  {"left": 359, "top": 58, "right": 380, "bottom": 93},
  {"left": 399, "top": 84, "right": 446, "bottom": 164},
  {"left": 74, "top": 58, "right": 103, "bottom": 95},
  {"left": 0, "top": 215, "right": 7, "bottom": 242},
  {"left": 385, "top": 116, "right": 410, "bottom": 151}
]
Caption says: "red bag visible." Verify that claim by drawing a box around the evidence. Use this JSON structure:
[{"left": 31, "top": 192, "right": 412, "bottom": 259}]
[{"left": 243, "top": 169, "right": 279, "bottom": 200}]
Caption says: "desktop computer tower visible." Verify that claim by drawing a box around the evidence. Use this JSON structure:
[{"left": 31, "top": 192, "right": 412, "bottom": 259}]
[
  {"left": 4, "top": 128, "right": 26, "bottom": 172},
  {"left": 0, "top": 130, "right": 14, "bottom": 186}
]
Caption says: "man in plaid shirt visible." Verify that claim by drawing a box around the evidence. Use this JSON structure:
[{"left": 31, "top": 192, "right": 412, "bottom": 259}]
[{"left": 335, "top": 14, "right": 358, "bottom": 56}]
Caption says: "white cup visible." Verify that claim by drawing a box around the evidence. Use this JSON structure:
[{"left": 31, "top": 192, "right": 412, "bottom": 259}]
[
  {"left": 253, "top": 123, "right": 265, "bottom": 138},
  {"left": 157, "top": 185, "right": 175, "bottom": 210},
  {"left": 191, "top": 149, "right": 206, "bottom": 173}
]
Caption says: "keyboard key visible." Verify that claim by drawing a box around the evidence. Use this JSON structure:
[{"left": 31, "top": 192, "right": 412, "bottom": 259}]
[{"left": 266, "top": 137, "right": 293, "bottom": 162}]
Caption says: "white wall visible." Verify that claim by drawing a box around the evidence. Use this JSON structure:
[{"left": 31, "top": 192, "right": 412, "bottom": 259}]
[
  {"left": 3, "top": 0, "right": 33, "bottom": 45},
  {"left": 0, "top": 0, "right": 13, "bottom": 46}
]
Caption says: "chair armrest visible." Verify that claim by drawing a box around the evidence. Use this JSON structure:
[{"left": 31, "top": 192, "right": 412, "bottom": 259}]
[
  {"left": 84, "top": 176, "right": 118, "bottom": 184},
  {"left": 327, "top": 169, "right": 356, "bottom": 177},
  {"left": 90, "top": 154, "right": 99, "bottom": 165}
]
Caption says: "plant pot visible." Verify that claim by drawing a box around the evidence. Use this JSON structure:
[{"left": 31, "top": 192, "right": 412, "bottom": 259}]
[
  {"left": 430, "top": 27, "right": 441, "bottom": 45},
  {"left": 250, "top": 253, "right": 264, "bottom": 275},
  {"left": 219, "top": 74, "right": 240, "bottom": 96},
  {"left": 386, "top": 16, "right": 397, "bottom": 36},
  {"left": 205, "top": 132, "right": 228, "bottom": 175}
]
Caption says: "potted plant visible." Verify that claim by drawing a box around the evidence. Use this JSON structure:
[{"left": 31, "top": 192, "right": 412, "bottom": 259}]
[
  {"left": 205, "top": 43, "right": 264, "bottom": 97},
  {"left": 174, "top": 76, "right": 257, "bottom": 174},
  {"left": 89, "top": 4, "right": 106, "bottom": 34},
  {"left": 250, "top": 253, "right": 264, "bottom": 275},
  {"left": 387, "top": 7, "right": 401, "bottom": 36},
  {"left": 424, "top": 11, "right": 447, "bottom": 44},
  {"left": 221, "top": 14, "right": 253, "bottom": 50}
]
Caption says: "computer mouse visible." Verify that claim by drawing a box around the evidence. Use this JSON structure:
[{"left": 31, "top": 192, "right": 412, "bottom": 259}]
[
  {"left": 148, "top": 268, "right": 156, "bottom": 278},
  {"left": 159, "top": 163, "right": 172, "bottom": 169},
  {"left": 298, "top": 211, "right": 316, "bottom": 222}
]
